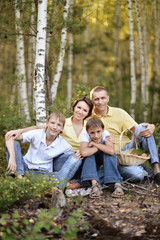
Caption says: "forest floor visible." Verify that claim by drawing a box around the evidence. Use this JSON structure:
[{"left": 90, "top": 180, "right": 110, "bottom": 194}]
[
  {"left": 77, "top": 181, "right": 160, "bottom": 240},
  {"left": 3, "top": 179, "right": 160, "bottom": 240}
]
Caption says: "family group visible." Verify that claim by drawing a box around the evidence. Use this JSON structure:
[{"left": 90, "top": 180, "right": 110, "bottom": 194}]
[{"left": 5, "top": 86, "right": 160, "bottom": 198}]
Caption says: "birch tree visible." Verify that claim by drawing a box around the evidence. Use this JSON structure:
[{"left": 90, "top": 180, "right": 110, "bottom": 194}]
[
  {"left": 67, "top": 0, "right": 73, "bottom": 110},
  {"left": 28, "top": 2, "right": 36, "bottom": 105},
  {"left": 134, "top": 0, "right": 147, "bottom": 120},
  {"left": 113, "top": 0, "right": 121, "bottom": 107},
  {"left": 143, "top": 0, "right": 150, "bottom": 119},
  {"left": 15, "top": 0, "right": 30, "bottom": 122},
  {"left": 127, "top": 0, "right": 136, "bottom": 119},
  {"left": 51, "top": 0, "right": 70, "bottom": 102},
  {"left": 33, "top": 0, "right": 47, "bottom": 125},
  {"left": 83, "top": 0, "right": 89, "bottom": 85}
]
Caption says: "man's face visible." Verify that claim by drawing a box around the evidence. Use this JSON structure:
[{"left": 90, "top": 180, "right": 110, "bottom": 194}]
[
  {"left": 46, "top": 116, "right": 64, "bottom": 138},
  {"left": 87, "top": 126, "right": 104, "bottom": 144},
  {"left": 92, "top": 90, "right": 109, "bottom": 113}
]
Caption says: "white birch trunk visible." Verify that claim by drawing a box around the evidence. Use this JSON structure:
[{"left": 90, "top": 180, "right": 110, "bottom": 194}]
[
  {"left": 51, "top": 0, "right": 70, "bottom": 102},
  {"left": 127, "top": 0, "right": 136, "bottom": 119},
  {"left": 134, "top": 0, "right": 146, "bottom": 120},
  {"left": 15, "top": 0, "right": 30, "bottom": 122},
  {"left": 83, "top": 0, "right": 89, "bottom": 85},
  {"left": 67, "top": 0, "right": 73, "bottom": 110},
  {"left": 113, "top": 0, "right": 121, "bottom": 106},
  {"left": 33, "top": 0, "right": 47, "bottom": 125},
  {"left": 143, "top": 0, "right": 149, "bottom": 121},
  {"left": 28, "top": 2, "right": 36, "bottom": 103}
]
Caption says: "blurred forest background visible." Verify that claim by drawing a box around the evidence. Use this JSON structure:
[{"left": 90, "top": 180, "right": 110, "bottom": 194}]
[{"left": 0, "top": 0, "right": 160, "bottom": 133}]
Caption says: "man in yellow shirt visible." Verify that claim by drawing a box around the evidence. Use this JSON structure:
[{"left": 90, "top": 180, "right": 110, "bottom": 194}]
[{"left": 90, "top": 86, "right": 160, "bottom": 184}]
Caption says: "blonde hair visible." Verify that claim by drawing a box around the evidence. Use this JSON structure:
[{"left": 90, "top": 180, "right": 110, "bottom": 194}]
[{"left": 47, "top": 112, "right": 65, "bottom": 127}]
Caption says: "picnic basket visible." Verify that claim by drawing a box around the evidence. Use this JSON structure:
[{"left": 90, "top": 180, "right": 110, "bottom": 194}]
[{"left": 117, "top": 129, "right": 150, "bottom": 166}]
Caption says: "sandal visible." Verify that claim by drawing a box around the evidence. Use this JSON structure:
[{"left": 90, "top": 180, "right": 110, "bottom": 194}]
[
  {"left": 111, "top": 184, "right": 125, "bottom": 198},
  {"left": 154, "top": 172, "right": 160, "bottom": 186},
  {"left": 90, "top": 184, "right": 103, "bottom": 198}
]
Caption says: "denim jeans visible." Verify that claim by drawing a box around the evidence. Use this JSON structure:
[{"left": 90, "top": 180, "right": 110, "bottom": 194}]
[
  {"left": 118, "top": 123, "right": 159, "bottom": 182},
  {"left": 6, "top": 141, "right": 82, "bottom": 189},
  {"left": 80, "top": 151, "right": 122, "bottom": 186}
]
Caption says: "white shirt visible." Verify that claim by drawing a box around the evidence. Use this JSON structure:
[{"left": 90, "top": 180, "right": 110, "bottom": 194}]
[
  {"left": 22, "top": 129, "right": 73, "bottom": 171},
  {"left": 81, "top": 130, "right": 110, "bottom": 144}
]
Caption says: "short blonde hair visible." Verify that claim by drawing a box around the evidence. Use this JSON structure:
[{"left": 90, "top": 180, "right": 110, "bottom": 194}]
[{"left": 47, "top": 112, "right": 65, "bottom": 127}]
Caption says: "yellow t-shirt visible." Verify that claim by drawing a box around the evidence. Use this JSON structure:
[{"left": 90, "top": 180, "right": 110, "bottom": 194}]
[
  {"left": 90, "top": 106, "right": 137, "bottom": 153},
  {"left": 60, "top": 117, "right": 86, "bottom": 151}
]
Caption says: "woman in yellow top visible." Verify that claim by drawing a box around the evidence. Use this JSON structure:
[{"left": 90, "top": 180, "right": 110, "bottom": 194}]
[
  {"left": 61, "top": 96, "right": 93, "bottom": 151},
  {"left": 5, "top": 96, "right": 93, "bottom": 188}
]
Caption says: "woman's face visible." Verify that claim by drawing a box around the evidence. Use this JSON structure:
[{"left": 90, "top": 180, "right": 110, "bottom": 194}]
[{"left": 74, "top": 101, "right": 90, "bottom": 120}]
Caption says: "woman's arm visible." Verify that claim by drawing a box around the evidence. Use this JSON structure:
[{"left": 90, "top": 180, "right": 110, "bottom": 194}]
[
  {"left": 80, "top": 141, "right": 98, "bottom": 157},
  {"left": 5, "top": 125, "right": 45, "bottom": 140}
]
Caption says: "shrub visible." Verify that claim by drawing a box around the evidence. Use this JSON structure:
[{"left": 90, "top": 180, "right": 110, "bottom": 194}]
[{"left": 0, "top": 174, "right": 55, "bottom": 212}]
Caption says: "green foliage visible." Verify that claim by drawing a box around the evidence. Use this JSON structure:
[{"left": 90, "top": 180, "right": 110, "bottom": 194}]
[
  {"left": 0, "top": 104, "right": 28, "bottom": 135},
  {"left": 72, "top": 83, "right": 91, "bottom": 99},
  {"left": 0, "top": 205, "right": 88, "bottom": 240},
  {"left": 154, "top": 123, "right": 160, "bottom": 157},
  {"left": 49, "top": 97, "right": 69, "bottom": 117},
  {"left": 131, "top": 148, "right": 150, "bottom": 156},
  {"left": 64, "top": 208, "right": 88, "bottom": 240},
  {"left": 0, "top": 174, "right": 55, "bottom": 212}
]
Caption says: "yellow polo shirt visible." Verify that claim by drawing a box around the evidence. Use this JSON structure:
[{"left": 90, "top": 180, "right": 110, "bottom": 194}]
[
  {"left": 61, "top": 116, "right": 86, "bottom": 151},
  {"left": 90, "top": 106, "right": 137, "bottom": 153}
]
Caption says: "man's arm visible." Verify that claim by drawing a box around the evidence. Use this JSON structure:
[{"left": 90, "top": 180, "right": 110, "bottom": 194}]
[
  {"left": 5, "top": 125, "right": 45, "bottom": 140},
  {"left": 131, "top": 123, "right": 155, "bottom": 138},
  {"left": 6, "top": 133, "right": 23, "bottom": 174}
]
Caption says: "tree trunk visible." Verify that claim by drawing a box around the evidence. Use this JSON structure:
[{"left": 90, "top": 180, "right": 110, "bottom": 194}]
[
  {"left": 28, "top": 2, "right": 36, "bottom": 111},
  {"left": 113, "top": 0, "right": 121, "bottom": 107},
  {"left": 83, "top": 0, "right": 89, "bottom": 85},
  {"left": 15, "top": 0, "right": 30, "bottom": 122},
  {"left": 127, "top": 0, "right": 136, "bottom": 119},
  {"left": 51, "top": 0, "right": 70, "bottom": 102},
  {"left": 152, "top": 0, "right": 160, "bottom": 121},
  {"left": 134, "top": 0, "right": 146, "bottom": 121},
  {"left": 67, "top": 0, "right": 73, "bottom": 110},
  {"left": 33, "top": 0, "right": 47, "bottom": 125},
  {"left": 143, "top": 0, "right": 149, "bottom": 121}
]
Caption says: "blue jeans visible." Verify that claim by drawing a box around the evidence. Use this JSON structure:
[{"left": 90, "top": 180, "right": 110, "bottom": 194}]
[
  {"left": 118, "top": 123, "right": 159, "bottom": 182},
  {"left": 80, "top": 151, "right": 122, "bottom": 186},
  {"left": 6, "top": 141, "right": 82, "bottom": 189}
]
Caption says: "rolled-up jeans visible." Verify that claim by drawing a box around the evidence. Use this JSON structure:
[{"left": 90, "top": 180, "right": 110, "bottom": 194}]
[
  {"left": 81, "top": 151, "right": 122, "bottom": 187},
  {"left": 6, "top": 141, "right": 82, "bottom": 189},
  {"left": 118, "top": 123, "right": 159, "bottom": 182}
]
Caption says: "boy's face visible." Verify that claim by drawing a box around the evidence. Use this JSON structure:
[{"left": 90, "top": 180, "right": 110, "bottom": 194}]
[
  {"left": 87, "top": 126, "right": 104, "bottom": 144},
  {"left": 46, "top": 116, "right": 64, "bottom": 138}
]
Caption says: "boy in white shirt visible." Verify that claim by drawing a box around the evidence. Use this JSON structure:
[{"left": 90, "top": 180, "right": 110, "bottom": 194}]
[
  {"left": 80, "top": 117, "right": 124, "bottom": 198},
  {"left": 6, "top": 112, "right": 81, "bottom": 189}
]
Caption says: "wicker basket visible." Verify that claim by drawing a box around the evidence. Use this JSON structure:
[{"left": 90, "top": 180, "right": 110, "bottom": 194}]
[{"left": 117, "top": 129, "right": 150, "bottom": 166}]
